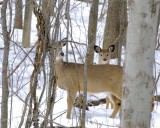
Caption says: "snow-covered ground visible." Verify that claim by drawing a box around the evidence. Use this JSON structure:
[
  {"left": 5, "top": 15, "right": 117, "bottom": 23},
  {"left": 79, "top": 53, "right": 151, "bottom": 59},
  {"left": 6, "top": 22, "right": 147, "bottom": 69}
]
[{"left": 0, "top": 0, "right": 160, "bottom": 127}]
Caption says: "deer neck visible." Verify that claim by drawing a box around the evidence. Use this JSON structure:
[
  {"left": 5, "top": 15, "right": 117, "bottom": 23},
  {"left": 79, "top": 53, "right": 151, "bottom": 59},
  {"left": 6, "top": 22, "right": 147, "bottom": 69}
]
[
  {"left": 55, "top": 58, "right": 65, "bottom": 72},
  {"left": 55, "top": 59, "right": 64, "bottom": 69}
]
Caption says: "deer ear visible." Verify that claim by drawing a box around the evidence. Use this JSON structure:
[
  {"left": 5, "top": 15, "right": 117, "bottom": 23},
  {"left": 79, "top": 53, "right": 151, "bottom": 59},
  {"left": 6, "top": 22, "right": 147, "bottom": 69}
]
[
  {"left": 94, "top": 45, "right": 102, "bottom": 53},
  {"left": 57, "top": 42, "right": 67, "bottom": 49},
  {"left": 61, "top": 42, "right": 67, "bottom": 47},
  {"left": 108, "top": 45, "right": 115, "bottom": 52}
]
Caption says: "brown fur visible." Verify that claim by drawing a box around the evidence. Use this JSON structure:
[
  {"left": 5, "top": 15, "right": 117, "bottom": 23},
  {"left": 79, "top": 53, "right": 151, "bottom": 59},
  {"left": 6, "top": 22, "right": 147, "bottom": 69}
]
[
  {"left": 55, "top": 43, "right": 155, "bottom": 119},
  {"left": 95, "top": 45, "right": 121, "bottom": 114},
  {"left": 94, "top": 45, "right": 115, "bottom": 64},
  {"left": 55, "top": 44, "right": 122, "bottom": 119}
]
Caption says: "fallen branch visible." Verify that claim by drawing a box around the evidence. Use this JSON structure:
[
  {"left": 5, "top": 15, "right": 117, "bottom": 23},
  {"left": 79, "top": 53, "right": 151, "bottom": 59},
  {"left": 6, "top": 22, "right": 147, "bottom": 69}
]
[{"left": 74, "top": 95, "right": 160, "bottom": 110}]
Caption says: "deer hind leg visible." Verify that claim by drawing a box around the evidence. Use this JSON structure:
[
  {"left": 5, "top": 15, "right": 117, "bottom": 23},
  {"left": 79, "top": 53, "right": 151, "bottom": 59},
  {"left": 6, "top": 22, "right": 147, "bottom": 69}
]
[
  {"left": 110, "top": 101, "right": 121, "bottom": 118},
  {"left": 66, "top": 91, "right": 76, "bottom": 119},
  {"left": 110, "top": 101, "right": 114, "bottom": 109},
  {"left": 106, "top": 97, "right": 114, "bottom": 109},
  {"left": 109, "top": 95, "right": 154, "bottom": 118},
  {"left": 109, "top": 95, "right": 121, "bottom": 118}
]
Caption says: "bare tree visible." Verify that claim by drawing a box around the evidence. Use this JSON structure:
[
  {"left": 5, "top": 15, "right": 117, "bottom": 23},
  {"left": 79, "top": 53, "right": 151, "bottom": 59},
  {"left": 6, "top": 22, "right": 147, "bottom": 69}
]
[
  {"left": 118, "top": 0, "right": 127, "bottom": 65},
  {"left": 22, "top": 0, "right": 32, "bottom": 47},
  {"left": 65, "top": 0, "right": 70, "bottom": 19},
  {"left": 14, "top": 0, "right": 23, "bottom": 29},
  {"left": 87, "top": 0, "right": 99, "bottom": 64},
  {"left": 81, "top": 1, "right": 99, "bottom": 127},
  {"left": 42, "top": 0, "right": 54, "bottom": 16},
  {"left": 1, "top": 0, "right": 10, "bottom": 128},
  {"left": 40, "top": 0, "right": 54, "bottom": 127},
  {"left": 103, "top": 0, "right": 121, "bottom": 59},
  {"left": 121, "top": 0, "right": 160, "bottom": 127}
]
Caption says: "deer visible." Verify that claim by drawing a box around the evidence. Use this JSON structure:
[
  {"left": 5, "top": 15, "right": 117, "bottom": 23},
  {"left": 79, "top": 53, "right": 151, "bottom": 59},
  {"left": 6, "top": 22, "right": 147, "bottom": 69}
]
[
  {"left": 74, "top": 45, "right": 117, "bottom": 110},
  {"left": 94, "top": 45, "right": 121, "bottom": 112},
  {"left": 94, "top": 45, "right": 155, "bottom": 117},
  {"left": 55, "top": 42, "right": 123, "bottom": 119}
]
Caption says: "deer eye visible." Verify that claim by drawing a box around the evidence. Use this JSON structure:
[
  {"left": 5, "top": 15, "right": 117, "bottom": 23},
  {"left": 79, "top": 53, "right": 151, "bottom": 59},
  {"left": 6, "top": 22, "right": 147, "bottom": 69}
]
[
  {"left": 100, "top": 54, "right": 103, "bottom": 56},
  {"left": 60, "top": 52, "right": 64, "bottom": 56},
  {"left": 106, "top": 54, "right": 109, "bottom": 56}
]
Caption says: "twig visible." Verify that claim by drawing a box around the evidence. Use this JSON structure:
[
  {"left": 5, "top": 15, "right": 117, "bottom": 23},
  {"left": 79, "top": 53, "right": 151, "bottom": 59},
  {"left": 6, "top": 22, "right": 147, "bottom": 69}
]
[
  {"left": 89, "top": 120, "right": 120, "bottom": 127},
  {"left": 7, "top": 43, "right": 37, "bottom": 78}
]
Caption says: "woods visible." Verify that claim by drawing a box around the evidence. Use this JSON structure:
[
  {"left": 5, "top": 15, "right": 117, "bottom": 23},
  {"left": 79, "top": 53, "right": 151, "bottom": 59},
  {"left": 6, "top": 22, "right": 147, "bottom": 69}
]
[{"left": 0, "top": 0, "right": 160, "bottom": 128}]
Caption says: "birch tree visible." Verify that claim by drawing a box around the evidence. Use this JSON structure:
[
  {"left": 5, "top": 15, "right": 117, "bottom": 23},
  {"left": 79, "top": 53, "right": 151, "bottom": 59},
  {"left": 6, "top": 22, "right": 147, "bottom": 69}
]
[{"left": 121, "top": 0, "right": 160, "bottom": 127}]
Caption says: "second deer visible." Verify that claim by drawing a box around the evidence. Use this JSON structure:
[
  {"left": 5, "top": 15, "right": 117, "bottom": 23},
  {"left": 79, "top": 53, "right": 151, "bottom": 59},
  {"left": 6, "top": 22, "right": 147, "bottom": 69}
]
[
  {"left": 94, "top": 45, "right": 121, "bottom": 117},
  {"left": 94, "top": 45, "right": 155, "bottom": 118}
]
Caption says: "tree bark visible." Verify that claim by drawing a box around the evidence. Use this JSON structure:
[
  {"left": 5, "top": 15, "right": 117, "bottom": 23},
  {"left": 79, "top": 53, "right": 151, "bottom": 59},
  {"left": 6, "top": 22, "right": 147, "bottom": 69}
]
[
  {"left": 15, "top": 0, "right": 23, "bottom": 29},
  {"left": 40, "top": 1, "right": 64, "bottom": 127},
  {"left": 103, "top": 0, "right": 121, "bottom": 59},
  {"left": 22, "top": 0, "right": 32, "bottom": 47},
  {"left": 1, "top": 0, "right": 10, "bottom": 128},
  {"left": 81, "top": 1, "right": 99, "bottom": 127},
  {"left": 65, "top": 0, "right": 70, "bottom": 19},
  {"left": 87, "top": 0, "right": 99, "bottom": 64},
  {"left": 118, "top": 0, "right": 127, "bottom": 66},
  {"left": 42, "top": 0, "right": 54, "bottom": 16},
  {"left": 121, "top": 0, "right": 160, "bottom": 127}
]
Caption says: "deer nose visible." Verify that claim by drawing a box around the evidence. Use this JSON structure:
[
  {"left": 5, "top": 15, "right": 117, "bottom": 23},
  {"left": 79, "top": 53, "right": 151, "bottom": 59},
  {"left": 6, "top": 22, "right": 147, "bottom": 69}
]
[
  {"left": 60, "top": 52, "right": 64, "bottom": 56},
  {"left": 103, "top": 58, "right": 107, "bottom": 61}
]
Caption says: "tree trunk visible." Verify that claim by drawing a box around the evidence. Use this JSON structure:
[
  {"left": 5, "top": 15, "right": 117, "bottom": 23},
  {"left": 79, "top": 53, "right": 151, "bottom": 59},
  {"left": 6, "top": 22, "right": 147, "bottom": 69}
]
[
  {"left": 121, "top": 1, "right": 160, "bottom": 128},
  {"left": 87, "top": 0, "right": 99, "bottom": 64},
  {"left": 40, "top": 1, "right": 64, "bottom": 127},
  {"left": 103, "top": 0, "right": 121, "bottom": 59},
  {"left": 15, "top": 0, "right": 23, "bottom": 29},
  {"left": 40, "top": 0, "right": 52, "bottom": 127},
  {"left": 65, "top": 0, "right": 70, "bottom": 19},
  {"left": 42, "top": 0, "right": 54, "bottom": 16},
  {"left": 81, "top": 1, "right": 99, "bottom": 127},
  {"left": 1, "top": 0, "right": 10, "bottom": 128},
  {"left": 22, "top": 0, "right": 32, "bottom": 47},
  {"left": 118, "top": 0, "right": 127, "bottom": 66}
]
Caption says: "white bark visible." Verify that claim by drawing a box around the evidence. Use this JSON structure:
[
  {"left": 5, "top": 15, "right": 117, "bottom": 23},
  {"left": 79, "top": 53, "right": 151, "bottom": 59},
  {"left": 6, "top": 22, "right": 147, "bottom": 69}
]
[{"left": 121, "top": 0, "right": 160, "bottom": 128}]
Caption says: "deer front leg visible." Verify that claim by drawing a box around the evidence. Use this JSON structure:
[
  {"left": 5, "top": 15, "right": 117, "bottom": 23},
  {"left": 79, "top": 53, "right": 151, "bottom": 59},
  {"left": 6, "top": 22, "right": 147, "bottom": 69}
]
[{"left": 66, "top": 91, "right": 76, "bottom": 119}]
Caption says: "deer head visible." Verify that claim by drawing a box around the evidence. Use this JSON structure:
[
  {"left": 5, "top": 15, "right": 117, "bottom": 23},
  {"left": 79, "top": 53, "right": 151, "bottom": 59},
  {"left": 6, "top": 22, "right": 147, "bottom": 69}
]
[{"left": 94, "top": 45, "right": 115, "bottom": 64}]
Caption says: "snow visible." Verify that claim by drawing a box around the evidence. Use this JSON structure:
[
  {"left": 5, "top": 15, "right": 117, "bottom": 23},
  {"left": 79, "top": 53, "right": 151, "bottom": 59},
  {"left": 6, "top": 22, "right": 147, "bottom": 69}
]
[{"left": 0, "top": 0, "right": 160, "bottom": 128}]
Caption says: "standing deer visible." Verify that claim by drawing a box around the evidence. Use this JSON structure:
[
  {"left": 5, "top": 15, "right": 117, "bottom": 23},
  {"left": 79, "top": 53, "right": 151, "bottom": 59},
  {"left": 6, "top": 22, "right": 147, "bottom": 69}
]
[
  {"left": 94, "top": 45, "right": 155, "bottom": 118},
  {"left": 55, "top": 42, "right": 123, "bottom": 119},
  {"left": 94, "top": 45, "right": 121, "bottom": 113}
]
